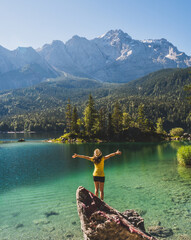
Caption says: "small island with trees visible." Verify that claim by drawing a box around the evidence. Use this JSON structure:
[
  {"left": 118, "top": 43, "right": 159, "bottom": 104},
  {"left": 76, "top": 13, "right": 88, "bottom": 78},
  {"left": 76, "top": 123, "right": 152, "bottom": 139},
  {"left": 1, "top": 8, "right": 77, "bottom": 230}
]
[{"left": 49, "top": 94, "right": 190, "bottom": 144}]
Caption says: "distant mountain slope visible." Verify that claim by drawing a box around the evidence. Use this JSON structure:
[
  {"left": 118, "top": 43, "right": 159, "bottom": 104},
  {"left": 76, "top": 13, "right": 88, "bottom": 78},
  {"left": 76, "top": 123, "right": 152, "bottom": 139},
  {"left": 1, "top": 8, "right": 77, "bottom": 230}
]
[
  {"left": 112, "top": 67, "right": 191, "bottom": 97},
  {"left": 0, "top": 67, "right": 190, "bottom": 120},
  {"left": 38, "top": 29, "right": 191, "bottom": 83},
  {"left": 0, "top": 74, "right": 109, "bottom": 117},
  {"left": 0, "top": 63, "right": 59, "bottom": 91},
  {"left": 0, "top": 46, "right": 58, "bottom": 90}
]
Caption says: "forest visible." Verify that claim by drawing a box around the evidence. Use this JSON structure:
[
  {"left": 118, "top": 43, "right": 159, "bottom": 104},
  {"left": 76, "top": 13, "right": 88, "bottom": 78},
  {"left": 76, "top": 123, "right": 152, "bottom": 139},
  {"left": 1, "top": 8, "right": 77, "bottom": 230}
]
[
  {"left": 0, "top": 67, "right": 190, "bottom": 135},
  {"left": 54, "top": 95, "right": 168, "bottom": 142}
]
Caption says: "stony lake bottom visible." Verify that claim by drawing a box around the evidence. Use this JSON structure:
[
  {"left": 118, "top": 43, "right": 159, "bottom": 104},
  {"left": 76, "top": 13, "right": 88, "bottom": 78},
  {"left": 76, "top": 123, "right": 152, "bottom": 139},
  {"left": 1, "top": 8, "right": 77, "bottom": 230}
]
[{"left": 0, "top": 133, "right": 191, "bottom": 240}]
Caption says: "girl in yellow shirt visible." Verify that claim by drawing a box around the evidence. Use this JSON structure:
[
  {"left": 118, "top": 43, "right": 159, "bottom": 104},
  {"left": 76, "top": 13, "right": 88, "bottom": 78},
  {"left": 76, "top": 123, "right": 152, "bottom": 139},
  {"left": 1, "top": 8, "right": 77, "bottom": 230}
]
[{"left": 72, "top": 148, "right": 121, "bottom": 200}]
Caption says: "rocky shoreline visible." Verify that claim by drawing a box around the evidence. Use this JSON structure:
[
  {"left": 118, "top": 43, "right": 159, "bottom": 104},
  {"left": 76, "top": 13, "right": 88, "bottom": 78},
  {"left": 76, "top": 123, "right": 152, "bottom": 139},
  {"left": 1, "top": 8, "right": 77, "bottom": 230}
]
[
  {"left": 166, "top": 132, "right": 191, "bottom": 141},
  {"left": 46, "top": 129, "right": 191, "bottom": 144}
]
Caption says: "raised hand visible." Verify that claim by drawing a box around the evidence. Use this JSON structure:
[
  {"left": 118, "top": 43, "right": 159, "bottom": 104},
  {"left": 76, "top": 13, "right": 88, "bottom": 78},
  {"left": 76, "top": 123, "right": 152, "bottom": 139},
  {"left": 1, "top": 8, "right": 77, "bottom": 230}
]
[
  {"left": 72, "top": 153, "right": 78, "bottom": 158},
  {"left": 116, "top": 149, "right": 122, "bottom": 155}
]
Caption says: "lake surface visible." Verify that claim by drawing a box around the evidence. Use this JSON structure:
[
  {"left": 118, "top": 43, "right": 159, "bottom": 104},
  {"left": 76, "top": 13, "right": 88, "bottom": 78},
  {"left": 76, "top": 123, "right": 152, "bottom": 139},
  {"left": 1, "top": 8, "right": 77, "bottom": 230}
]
[{"left": 0, "top": 133, "right": 191, "bottom": 239}]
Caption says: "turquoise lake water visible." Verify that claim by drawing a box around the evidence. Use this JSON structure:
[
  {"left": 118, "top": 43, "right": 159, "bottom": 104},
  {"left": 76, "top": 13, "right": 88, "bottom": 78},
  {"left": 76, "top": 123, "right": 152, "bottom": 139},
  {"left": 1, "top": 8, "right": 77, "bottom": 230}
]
[{"left": 0, "top": 133, "right": 191, "bottom": 239}]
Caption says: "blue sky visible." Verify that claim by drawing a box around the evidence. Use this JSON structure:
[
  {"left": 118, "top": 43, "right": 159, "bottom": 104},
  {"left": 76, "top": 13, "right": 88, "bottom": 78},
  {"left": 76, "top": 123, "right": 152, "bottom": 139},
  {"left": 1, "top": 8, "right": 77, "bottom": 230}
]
[{"left": 0, "top": 0, "right": 190, "bottom": 55}]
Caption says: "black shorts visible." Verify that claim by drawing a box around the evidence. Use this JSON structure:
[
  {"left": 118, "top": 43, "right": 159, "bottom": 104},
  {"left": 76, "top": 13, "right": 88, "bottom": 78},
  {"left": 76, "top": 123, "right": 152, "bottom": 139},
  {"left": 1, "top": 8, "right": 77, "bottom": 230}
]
[{"left": 93, "top": 176, "right": 105, "bottom": 182}]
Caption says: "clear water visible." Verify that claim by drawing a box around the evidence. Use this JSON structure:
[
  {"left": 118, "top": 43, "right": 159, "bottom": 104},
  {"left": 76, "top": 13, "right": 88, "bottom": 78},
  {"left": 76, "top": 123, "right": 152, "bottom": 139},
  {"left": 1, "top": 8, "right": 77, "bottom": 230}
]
[
  {"left": 0, "top": 136, "right": 191, "bottom": 240},
  {"left": 0, "top": 131, "right": 63, "bottom": 141}
]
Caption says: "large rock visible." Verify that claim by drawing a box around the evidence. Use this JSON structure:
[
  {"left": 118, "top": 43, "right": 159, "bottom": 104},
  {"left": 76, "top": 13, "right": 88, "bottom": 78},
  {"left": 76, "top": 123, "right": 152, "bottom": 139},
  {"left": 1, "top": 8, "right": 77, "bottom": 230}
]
[{"left": 76, "top": 186, "right": 158, "bottom": 240}]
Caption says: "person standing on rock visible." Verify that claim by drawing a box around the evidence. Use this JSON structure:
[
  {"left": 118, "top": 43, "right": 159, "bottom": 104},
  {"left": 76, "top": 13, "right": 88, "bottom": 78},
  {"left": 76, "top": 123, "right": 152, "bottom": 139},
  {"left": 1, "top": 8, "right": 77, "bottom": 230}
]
[{"left": 72, "top": 149, "right": 121, "bottom": 200}]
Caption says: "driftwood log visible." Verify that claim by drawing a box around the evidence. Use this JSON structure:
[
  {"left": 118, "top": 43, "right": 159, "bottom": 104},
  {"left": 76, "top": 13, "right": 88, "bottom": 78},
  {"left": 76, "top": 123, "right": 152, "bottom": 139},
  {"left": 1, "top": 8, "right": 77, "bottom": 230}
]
[{"left": 76, "top": 186, "right": 158, "bottom": 240}]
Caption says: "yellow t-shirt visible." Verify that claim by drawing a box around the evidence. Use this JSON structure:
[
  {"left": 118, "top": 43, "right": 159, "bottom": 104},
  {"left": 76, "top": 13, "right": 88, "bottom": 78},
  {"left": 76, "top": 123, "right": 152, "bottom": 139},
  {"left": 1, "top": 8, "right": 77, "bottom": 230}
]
[{"left": 90, "top": 157, "right": 105, "bottom": 177}]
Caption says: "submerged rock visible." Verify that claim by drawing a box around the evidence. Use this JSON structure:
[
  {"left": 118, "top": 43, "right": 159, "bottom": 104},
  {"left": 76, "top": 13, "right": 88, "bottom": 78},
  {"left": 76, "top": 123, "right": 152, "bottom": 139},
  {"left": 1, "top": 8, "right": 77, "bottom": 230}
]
[
  {"left": 76, "top": 186, "right": 158, "bottom": 240},
  {"left": 15, "top": 223, "right": 24, "bottom": 229},
  {"left": 33, "top": 219, "right": 50, "bottom": 225},
  {"left": 148, "top": 226, "right": 173, "bottom": 238},
  {"left": 12, "top": 212, "right": 20, "bottom": 217},
  {"left": 178, "top": 234, "right": 191, "bottom": 240},
  {"left": 17, "top": 138, "right": 25, "bottom": 142},
  {"left": 44, "top": 211, "right": 59, "bottom": 218}
]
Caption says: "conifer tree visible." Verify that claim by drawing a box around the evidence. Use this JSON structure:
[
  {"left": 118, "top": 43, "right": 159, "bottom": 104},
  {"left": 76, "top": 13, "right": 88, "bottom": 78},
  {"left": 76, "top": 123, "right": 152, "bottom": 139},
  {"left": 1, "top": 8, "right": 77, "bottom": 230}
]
[
  {"left": 65, "top": 99, "right": 72, "bottom": 132},
  {"left": 71, "top": 106, "right": 79, "bottom": 133},
  {"left": 156, "top": 117, "right": 164, "bottom": 134},
  {"left": 184, "top": 84, "right": 191, "bottom": 103},
  {"left": 107, "top": 113, "right": 114, "bottom": 140},
  {"left": 137, "top": 104, "right": 145, "bottom": 129},
  {"left": 84, "top": 94, "right": 97, "bottom": 137},
  {"left": 137, "top": 104, "right": 150, "bottom": 131},
  {"left": 111, "top": 101, "right": 123, "bottom": 135},
  {"left": 94, "top": 107, "right": 107, "bottom": 138},
  {"left": 122, "top": 112, "right": 131, "bottom": 130}
]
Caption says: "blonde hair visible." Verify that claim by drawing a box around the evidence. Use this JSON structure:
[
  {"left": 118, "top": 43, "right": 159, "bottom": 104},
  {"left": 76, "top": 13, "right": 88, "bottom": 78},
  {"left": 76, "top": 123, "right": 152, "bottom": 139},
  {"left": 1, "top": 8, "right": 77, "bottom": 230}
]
[{"left": 93, "top": 149, "right": 102, "bottom": 164}]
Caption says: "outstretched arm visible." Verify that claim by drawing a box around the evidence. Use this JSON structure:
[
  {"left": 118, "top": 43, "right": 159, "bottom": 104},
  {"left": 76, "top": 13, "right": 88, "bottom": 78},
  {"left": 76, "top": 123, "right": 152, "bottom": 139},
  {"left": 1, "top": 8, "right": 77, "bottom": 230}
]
[
  {"left": 72, "top": 153, "right": 92, "bottom": 161},
  {"left": 104, "top": 149, "right": 122, "bottom": 160}
]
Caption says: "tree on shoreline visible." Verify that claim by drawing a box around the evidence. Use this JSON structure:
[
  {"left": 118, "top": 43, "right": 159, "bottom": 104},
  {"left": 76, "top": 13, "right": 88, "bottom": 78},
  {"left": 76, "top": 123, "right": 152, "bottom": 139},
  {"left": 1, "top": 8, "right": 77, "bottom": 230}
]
[
  {"left": 71, "top": 106, "right": 79, "bottom": 134},
  {"left": 137, "top": 104, "right": 150, "bottom": 131},
  {"left": 83, "top": 94, "right": 97, "bottom": 137},
  {"left": 93, "top": 107, "right": 107, "bottom": 139},
  {"left": 122, "top": 112, "right": 131, "bottom": 130},
  {"left": 65, "top": 99, "right": 72, "bottom": 132},
  {"left": 107, "top": 113, "right": 114, "bottom": 140},
  {"left": 156, "top": 117, "right": 165, "bottom": 134},
  {"left": 111, "top": 101, "right": 123, "bottom": 136}
]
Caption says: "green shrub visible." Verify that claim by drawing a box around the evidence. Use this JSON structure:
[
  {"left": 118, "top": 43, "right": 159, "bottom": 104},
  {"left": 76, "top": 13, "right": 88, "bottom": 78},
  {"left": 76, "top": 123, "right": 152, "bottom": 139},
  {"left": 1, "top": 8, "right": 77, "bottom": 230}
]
[
  {"left": 63, "top": 132, "right": 78, "bottom": 139},
  {"left": 177, "top": 165, "right": 191, "bottom": 180},
  {"left": 170, "top": 127, "right": 184, "bottom": 137},
  {"left": 177, "top": 146, "right": 191, "bottom": 166}
]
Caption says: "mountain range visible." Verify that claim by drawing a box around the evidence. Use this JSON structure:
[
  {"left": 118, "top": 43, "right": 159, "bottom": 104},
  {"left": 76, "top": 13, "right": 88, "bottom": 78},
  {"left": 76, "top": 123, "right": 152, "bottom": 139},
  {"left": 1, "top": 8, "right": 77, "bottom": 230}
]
[{"left": 0, "top": 29, "right": 191, "bottom": 91}]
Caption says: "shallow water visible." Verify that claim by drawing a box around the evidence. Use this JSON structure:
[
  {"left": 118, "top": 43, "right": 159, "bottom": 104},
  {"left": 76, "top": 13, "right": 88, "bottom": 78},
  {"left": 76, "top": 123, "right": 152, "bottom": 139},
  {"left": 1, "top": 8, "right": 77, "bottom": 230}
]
[{"left": 0, "top": 136, "right": 191, "bottom": 239}]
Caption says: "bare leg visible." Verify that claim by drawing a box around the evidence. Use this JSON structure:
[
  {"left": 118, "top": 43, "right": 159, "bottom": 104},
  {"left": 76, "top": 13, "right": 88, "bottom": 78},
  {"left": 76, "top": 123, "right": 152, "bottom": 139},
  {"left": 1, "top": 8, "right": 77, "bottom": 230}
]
[
  {"left": 94, "top": 181, "right": 99, "bottom": 197},
  {"left": 99, "top": 182, "right": 104, "bottom": 200}
]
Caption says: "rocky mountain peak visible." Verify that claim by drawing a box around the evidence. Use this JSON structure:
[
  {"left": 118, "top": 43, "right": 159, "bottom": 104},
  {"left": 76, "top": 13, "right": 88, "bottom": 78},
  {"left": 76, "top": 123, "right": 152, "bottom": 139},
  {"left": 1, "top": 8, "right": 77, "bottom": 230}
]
[
  {"left": 65, "top": 35, "right": 89, "bottom": 48},
  {"left": 37, "top": 40, "right": 65, "bottom": 53},
  {"left": 98, "top": 29, "right": 132, "bottom": 45},
  {"left": 13, "top": 46, "right": 39, "bottom": 58},
  {"left": 51, "top": 40, "right": 65, "bottom": 47}
]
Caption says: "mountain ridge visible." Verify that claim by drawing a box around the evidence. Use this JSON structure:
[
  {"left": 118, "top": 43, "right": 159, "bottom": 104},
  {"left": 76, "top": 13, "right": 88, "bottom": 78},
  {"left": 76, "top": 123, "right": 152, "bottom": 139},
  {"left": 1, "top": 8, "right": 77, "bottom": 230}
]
[
  {"left": 0, "top": 29, "right": 191, "bottom": 91},
  {"left": 36, "top": 29, "right": 191, "bottom": 82}
]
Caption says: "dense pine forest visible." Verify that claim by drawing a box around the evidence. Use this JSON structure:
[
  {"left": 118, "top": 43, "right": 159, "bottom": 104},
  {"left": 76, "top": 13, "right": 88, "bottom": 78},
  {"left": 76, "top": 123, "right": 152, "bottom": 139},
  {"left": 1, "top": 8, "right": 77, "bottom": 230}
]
[
  {"left": 0, "top": 67, "right": 190, "bottom": 136},
  {"left": 55, "top": 95, "right": 166, "bottom": 142}
]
